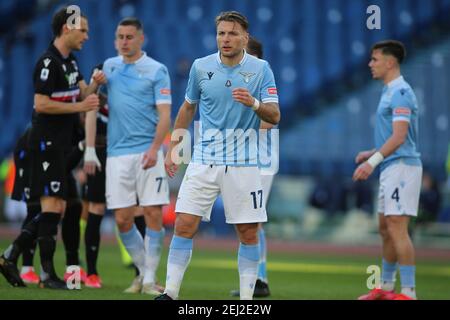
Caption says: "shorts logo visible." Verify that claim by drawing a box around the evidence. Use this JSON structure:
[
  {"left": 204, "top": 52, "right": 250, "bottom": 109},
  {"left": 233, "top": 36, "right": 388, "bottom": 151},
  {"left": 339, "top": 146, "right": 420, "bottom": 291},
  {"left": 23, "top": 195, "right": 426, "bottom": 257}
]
[
  {"left": 19, "top": 169, "right": 24, "bottom": 177},
  {"left": 50, "top": 181, "right": 61, "bottom": 193},
  {"left": 40, "top": 68, "right": 49, "bottom": 81},
  {"left": 24, "top": 188, "right": 30, "bottom": 200},
  {"left": 42, "top": 161, "right": 50, "bottom": 172},
  {"left": 268, "top": 87, "right": 277, "bottom": 95},
  {"left": 160, "top": 88, "right": 171, "bottom": 95}
]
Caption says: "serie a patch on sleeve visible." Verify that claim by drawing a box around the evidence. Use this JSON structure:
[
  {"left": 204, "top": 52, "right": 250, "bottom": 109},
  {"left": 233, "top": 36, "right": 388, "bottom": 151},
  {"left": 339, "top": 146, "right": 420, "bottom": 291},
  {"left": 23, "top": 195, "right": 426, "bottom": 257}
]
[{"left": 393, "top": 107, "right": 411, "bottom": 116}]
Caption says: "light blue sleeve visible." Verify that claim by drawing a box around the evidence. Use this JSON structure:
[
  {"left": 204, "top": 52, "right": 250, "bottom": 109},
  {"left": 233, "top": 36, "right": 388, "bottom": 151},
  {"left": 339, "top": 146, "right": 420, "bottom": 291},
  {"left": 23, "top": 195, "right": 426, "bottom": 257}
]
[
  {"left": 154, "top": 65, "right": 172, "bottom": 105},
  {"left": 259, "top": 62, "right": 279, "bottom": 104},
  {"left": 185, "top": 60, "right": 200, "bottom": 104},
  {"left": 391, "top": 89, "right": 412, "bottom": 122}
]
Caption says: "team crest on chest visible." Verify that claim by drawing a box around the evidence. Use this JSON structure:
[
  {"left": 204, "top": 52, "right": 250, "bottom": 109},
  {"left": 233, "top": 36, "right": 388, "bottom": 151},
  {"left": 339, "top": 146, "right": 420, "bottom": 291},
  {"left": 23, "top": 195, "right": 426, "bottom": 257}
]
[{"left": 239, "top": 72, "right": 256, "bottom": 83}]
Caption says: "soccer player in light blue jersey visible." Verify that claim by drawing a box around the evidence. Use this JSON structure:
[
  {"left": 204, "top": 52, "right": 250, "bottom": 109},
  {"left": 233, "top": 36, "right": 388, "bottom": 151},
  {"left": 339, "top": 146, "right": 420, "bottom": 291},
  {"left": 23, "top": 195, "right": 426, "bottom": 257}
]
[
  {"left": 85, "top": 18, "right": 170, "bottom": 295},
  {"left": 353, "top": 40, "right": 422, "bottom": 300},
  {"left": 156, "top": 12, "right": 280, "bottom": 300}
]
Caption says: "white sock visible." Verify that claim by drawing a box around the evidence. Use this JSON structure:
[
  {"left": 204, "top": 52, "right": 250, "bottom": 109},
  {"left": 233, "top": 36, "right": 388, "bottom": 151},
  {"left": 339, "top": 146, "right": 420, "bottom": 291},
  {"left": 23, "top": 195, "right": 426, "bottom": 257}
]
[
  {"left": 238, "top": 243, "right": 259, "bottom": 300},
  {"left": 401, "top": 287, "right": 417, "bottom": 299},
  {"left": 381, "top": 281, "right": 395, "bottom": 291},
  {"left": 165, "top": 236, "right": 193, "bottom": 299},
  {"left": 119, "top": 225, "right": 145, "bottom": 275},
  {"left": 21, "top": 266, "right": 34, "bottom": 275},
  {"left": 143, "top": 228, "right": 164, "bottom": 285}
]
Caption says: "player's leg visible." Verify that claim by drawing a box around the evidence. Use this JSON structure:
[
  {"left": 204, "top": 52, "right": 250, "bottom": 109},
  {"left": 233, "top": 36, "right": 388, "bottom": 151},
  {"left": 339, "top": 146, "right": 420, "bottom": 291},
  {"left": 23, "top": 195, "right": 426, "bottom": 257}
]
[
  {"left": 19, "top": 202, "right": 41, "bottom": 284},
  {"left": 385, "top": 164, "right": 422, "bottom": 300},
  {"left": 84, "top": 147, "right": 107, "bottom": 288},
  {"left": 155, "top": 213, "right": 201, "bottom": 300},
  {"left": 235, "top": 223, "right": 260, "bottom": 300},
  {"left": 141, "top": 205, "right": 165, "bottom": 294},
  {"left": 223, "top": 166, "right": 266, "bottom": 300},
  {"left": 33, "top": 148, "right": 69, "bottom": 289},
  {"left": 378, "top": 213, "right": 397, "bottom": 292},
  {"left": 84, "top": 202, "right": 105, "bottom": 288},
  {"left": 62, "top": 198, "right": 83, "bottom": 281},
  {"left": 156, "top": 163, "right": 219, "bottom": 300},
  {"left": 106, "top": 153, "right": 145, "bottom": 292},
  {"left": 138, "top": 150, "right": 169, "bottom": 294}
]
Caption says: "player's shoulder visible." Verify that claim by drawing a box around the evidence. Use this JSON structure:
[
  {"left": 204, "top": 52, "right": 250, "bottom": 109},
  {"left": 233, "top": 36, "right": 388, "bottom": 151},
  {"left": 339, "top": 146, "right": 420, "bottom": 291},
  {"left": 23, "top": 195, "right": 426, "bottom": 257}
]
[
  {"left": 391, "top": 78, "right": 414, "bottom": 98},
  {"left": 244, "top": 53, "right": 270, "bottom": 71},
  {"left": 193, "top": 53, "right": 217, "bottom": 68},
  {"left": 104, "top": 55, "right": 122, "bottom": 67},
  {"left": 34, "top": 49, "right": 59, "bottom": 71}
]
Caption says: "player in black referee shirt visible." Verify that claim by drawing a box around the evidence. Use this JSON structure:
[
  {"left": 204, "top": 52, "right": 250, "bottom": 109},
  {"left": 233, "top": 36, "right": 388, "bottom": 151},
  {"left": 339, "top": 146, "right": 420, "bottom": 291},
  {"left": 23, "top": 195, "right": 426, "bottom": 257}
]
[{"left": 0, "top": 6, "right": 106, "bottom": 289}]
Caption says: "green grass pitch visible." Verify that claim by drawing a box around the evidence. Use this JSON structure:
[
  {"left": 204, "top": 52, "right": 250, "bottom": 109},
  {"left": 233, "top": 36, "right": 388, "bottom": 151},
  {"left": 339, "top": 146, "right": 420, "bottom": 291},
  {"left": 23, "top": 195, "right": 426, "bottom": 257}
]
[{"left": 0, "top": 240, "right": 449, "bottom": 300}]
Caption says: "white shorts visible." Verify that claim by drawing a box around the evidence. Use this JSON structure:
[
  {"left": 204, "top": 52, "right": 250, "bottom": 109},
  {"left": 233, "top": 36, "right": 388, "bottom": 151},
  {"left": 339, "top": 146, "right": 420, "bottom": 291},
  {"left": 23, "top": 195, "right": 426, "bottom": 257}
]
[
  {"left": 176, "top": 163, "right": 267, "bottom": 224},
  {"left": 106, "top": 150, "right": 169, "bottom": 210},
  {"left": 260, "top": 174, "right": 274, "bottom": 206},
  {"left": 377, "top": 162, "right": 422, "bottom": 217}
]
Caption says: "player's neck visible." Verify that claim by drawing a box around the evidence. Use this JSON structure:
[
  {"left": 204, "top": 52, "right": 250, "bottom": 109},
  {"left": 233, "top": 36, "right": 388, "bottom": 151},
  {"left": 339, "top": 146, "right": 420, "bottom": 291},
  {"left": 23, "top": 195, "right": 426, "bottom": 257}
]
[
  {"left": 53, "top": 38, "right": 71, "bottom": 58},
  {"left": 383, "top": 69, "right": 401, "bottom": 85},
  {"left": 123, "top": 50, "right": 144, "bottom": 64},
  {"left": 220, "top": 50, "right": 245, "bottom": 67}
]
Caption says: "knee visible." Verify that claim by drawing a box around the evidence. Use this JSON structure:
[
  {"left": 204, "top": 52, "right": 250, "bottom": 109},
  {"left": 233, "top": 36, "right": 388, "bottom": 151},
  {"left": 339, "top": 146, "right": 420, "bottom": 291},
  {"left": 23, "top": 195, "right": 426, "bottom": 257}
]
[
  {"left": 174, "top": 215, "right": 198, "bottom": 238},
  {"left": 89, "top": 202, "right": 105, "bottom": 215},
  {"left": 236, "top": 224, "right": 259, "bottom": 245},
  {"left": 115, "top": 215, "right": 134, "bottom": 232}
]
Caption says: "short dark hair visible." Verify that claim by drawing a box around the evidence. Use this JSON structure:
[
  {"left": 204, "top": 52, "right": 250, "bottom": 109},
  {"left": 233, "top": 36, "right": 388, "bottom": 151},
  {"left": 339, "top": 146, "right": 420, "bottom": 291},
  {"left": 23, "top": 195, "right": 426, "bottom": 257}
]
[
  {"left": 118, "top": 17, "right": 143, "bottom": 31},
  {"left": 371, "top": 40, "right": 406, "bottom": 64},
  {"left": 215, "top": 11, "right": 249, "bottom": 32},
  {"left": 52, "top": 6, "right": 86, "bottom": 37},
  {"left": 247, "top": 36, "right": 263, "bottom": 59}
]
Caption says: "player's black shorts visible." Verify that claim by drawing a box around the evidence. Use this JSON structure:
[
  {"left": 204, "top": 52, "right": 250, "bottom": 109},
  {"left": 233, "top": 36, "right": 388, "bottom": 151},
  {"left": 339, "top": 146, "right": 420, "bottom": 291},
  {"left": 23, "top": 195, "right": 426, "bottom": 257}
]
[
  {"left": 11, "top": 147, "right": 32, "bottom": 202},
  {"left": 66, "top": 172, "right": 79, "bottom": 200},
  {"left": 29, "top": 148, "right": 69, "bottom": 200},
  {"left": 85, "top": 146, "right": 106, "bottom": 203}
]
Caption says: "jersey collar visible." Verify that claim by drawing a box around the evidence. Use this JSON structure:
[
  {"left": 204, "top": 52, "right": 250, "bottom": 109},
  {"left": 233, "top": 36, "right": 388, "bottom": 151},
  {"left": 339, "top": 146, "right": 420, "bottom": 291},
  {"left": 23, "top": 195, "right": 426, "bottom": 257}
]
[
  {"left": 120, "top": 51, "right": 147, "bottom": 65},
  {"left": 386, "top": 75, "right": 404, "bottom": 88},
  {"left": 216, "top": 49, "right": 248, "bottom": 67}
]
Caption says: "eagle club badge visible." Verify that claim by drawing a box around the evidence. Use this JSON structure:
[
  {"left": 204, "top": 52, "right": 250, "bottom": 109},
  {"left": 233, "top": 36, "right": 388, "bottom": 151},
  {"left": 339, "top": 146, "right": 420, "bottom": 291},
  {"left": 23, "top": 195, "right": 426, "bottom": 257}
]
[{"left": 239, "top": 72, "right": 255, "bottom": 83}]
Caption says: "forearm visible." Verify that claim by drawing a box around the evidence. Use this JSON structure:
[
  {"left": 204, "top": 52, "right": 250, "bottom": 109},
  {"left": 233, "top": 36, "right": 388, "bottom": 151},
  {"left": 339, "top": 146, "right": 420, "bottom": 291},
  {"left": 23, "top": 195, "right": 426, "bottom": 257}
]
[
  {"left": 378, "top": 135, "right": 405, "bottom": 158},
  {"left": 35, "top": 96, "right": 81, "bottom": 114},
  {"left": 170, "top": 102, "right": 196, "bottom": 148},
  {"left": 80, "top": 82, "right": 99, "bottom": 100},
  {"left": 85, "top": 110, "right": 97, "bottom": 148},
  {"left": 254, "top": 102, "right": 280, "bottom": 125},
  {"left": 150, "top": 111, "right": 171, "bottom": 152}
]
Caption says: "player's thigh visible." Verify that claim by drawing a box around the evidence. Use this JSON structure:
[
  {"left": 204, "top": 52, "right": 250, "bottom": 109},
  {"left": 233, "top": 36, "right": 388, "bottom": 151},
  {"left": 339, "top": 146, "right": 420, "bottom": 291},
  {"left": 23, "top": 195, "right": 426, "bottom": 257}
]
[
  {"left": 137, "top": 150, "right": 169, "bottom": 207},
  {"left": 105, "top": 154, "right": 138, "bottom": 210},
  {"left": 175, "top": 163, "right": 220, "bottom": 222},
  {"left": 382, "top": 163, "right": 422, "bottom": 217},
  {"left": 30, "top": 148, "right": 68, "bottom": 201},
  {"left": 221, "top": 166, "right": 267, "bottom": 224}
]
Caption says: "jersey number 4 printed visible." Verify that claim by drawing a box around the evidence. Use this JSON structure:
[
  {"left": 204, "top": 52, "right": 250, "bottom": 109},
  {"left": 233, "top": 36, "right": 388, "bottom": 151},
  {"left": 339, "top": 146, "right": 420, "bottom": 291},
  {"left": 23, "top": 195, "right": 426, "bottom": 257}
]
[{"left": 251, "top": 190, "right": 263, "bottom": 209}]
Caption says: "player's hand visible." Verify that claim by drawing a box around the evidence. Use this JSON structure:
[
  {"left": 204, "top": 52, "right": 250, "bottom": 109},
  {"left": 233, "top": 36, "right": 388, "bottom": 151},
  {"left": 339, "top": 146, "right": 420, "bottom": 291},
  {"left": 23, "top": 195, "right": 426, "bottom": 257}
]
[
  {"left": 142, "top": 148, "right": 158, "bottom": 170},
  {"left": 84, "top": 146, "right": 101, "bottom": 175},
  {"left": 92, "top": 70, "right": 107, "bottom": 85},
  {"left": 80, "top": 94, "right": 100, "bottom": 112},
  {"left": 164, "top": 150, "right": 178, "bottom": 178},
  {"left": 355, "top": 149, "right": 376, "bottom": 164},
  {"left": 352, "top": 162, "right": 374, "bottom": 181},
  {"left": 232, "top": 88, "right": 254, "bottom": 107}
]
